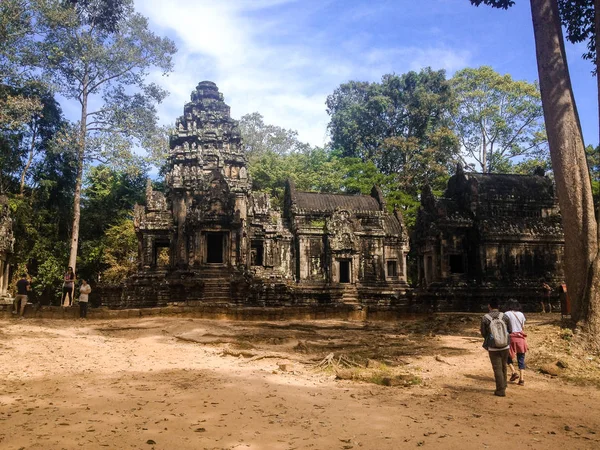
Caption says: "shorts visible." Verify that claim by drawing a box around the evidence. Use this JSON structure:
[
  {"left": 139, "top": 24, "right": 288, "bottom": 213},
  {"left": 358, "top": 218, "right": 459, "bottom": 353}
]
[{"left": 15, "top": 294, "right": 28, "bottom": 307}]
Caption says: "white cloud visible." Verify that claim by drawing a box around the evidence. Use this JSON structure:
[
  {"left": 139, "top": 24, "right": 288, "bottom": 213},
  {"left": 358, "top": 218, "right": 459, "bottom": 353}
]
[{"left": 136, "top": 0, "right": 472, "bottom": 147}]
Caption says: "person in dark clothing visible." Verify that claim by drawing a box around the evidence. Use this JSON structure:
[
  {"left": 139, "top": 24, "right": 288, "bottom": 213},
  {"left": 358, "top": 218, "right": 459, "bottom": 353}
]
[
  {"left": 15, "top": 273, "right": 30, "bottom": 318},
  {"left": 481, "top": 299, "right": 512, "bottom": 396},
  {"left": 541, "top": 282, "right": 553, "bottom": 313},
  {"left": 61, "top": 267, "right": 75, "bottom": 307}
]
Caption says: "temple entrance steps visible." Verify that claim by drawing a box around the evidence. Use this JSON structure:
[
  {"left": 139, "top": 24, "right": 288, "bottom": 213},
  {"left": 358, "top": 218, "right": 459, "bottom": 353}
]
[
  {"left": 201, "top": 278, "right": 232, "bottom": 304},
  {"left": 195, "top": 266, "right": 246, "bottom": 304},
  {"left": 341, "top": 285, "right": 359, "bottom": 305}
]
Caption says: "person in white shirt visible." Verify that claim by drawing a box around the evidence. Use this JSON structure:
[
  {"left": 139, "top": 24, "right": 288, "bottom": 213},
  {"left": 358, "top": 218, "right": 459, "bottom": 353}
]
[
  {"left": 505, "top": 299, "right": 528, "bottom": 386},
  {"left": 79, "top": 280, "right": 92, "bottom": 319}
]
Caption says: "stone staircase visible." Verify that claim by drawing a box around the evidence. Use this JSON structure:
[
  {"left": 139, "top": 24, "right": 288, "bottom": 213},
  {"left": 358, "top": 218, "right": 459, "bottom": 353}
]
[
  {"left": 197, "top": 266, "right": 235, "bottom": 304},
  {"left": 341, "top": 285, "right": 359, "bottom": 305}
]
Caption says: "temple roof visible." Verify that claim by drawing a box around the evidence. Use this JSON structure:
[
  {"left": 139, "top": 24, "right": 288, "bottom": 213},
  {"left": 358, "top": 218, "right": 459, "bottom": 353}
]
[
  {"left": 446, "top": 171, "right": 556, "bottom": 204},
  {"left": 466, "top": 173, "right": 554, "bottom": 197},
  {"left": 294, "top": 192, "right": 381, "bottom": 213}
]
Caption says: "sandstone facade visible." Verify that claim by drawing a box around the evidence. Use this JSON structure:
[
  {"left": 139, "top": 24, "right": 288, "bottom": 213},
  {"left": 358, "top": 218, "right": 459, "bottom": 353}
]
[
  {"left": 414, "top": 164, "right": 564, "bottom": 311},
  {"left": 104, "top": 82, "right": 411, "bottom": 309}
]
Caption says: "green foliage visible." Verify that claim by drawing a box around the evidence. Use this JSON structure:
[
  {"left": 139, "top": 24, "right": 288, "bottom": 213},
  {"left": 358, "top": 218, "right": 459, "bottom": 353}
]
[
  {"left": 0, "top": 1, "right": 45, "bottom": 133},
  {"left": 100, "top": 219, "right": 138, "bottom": 283},
  {"left": 557, "top": 0, "right": 595, "bottom": 69},
  {"left": 76, "top": 165, "right": 146, "bottom": 281},
  {"left": 31, "top": 0, "right": 177, "bottom": 170},
  {"left": 451, "top": 66, "right": 548, "bottom": 173},
  {"left": 469, "top": 0, "right": 514, "bottom": 9},
  {"left": 326, "top": 68, "right": 459, "bottom": 196},
  {"left": 239, "top": 112, "right": 309, "bottom": 158},
  {"left": 80, "top": 165, "right": 145, "bottom": 238},
  {"left": 585, "top": 144, "right": 600, "bottom": 205},
  {"left": 7, "top": 146, "right": 77, "bottom": 302},
  {"left": 249, "top": 146, "right": 346, "bottom": 207}
]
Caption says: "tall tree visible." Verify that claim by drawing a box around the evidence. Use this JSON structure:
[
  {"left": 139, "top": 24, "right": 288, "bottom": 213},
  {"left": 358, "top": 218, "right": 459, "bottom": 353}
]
[
  {"left": 239, "top": 112, "right": 309, "bottom": 160},
  {"left": 33, "top": 0, "right": 176, "bottom": 273},
  {"left": 451, "top": 66, "right": 548, "bottom": 173},
  {"left": 326, "top": 69, "right": 459, "bottom": 193},
  {"left": 470, "top": 0, "right": 600, "bottom": 342},
  {"left": 0, "top": 0, "right": 43, "bottom": 133}
]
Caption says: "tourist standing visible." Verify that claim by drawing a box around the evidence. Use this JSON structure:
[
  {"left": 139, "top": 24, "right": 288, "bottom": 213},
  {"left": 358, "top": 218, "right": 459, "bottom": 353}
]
[
  {"left": 15, "top": 273, "right": 30, "bottom": 318},
  {"left": 61, "top": 267, "right": 76, "bottom": 307},
  {"left": 505, "top": 299, "right": 528, "bottom": 386},
  {"left": 481, "top": 299, "right": 512, "bottom": 397},
  {"left": 541, "top": 282, "right": 553, "bottom": 313},
  {"left": 78, "top": 279, "right": 91, "bottom": 319}
]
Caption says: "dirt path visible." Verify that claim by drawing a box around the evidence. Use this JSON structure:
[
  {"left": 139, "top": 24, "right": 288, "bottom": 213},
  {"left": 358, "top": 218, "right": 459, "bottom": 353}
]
[{"left": 0, "top": 316, "right": 599, "bottom": 449}]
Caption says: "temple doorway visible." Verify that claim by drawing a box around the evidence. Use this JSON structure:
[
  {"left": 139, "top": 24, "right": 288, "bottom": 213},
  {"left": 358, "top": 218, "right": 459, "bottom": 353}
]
[
  {"left": 206, "top": 232, "right": 225, "bottom": 264},
  {"left": 339, "top": 260, "right": 351, "bottom": 283}
]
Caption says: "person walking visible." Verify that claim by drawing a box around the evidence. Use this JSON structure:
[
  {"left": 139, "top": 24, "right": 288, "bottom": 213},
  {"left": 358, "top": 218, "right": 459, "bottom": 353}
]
[
  {"left": 15, "top": 273, "right": 30, "bottom": 318},
  {"left": 61, "top": 267, "right": 75, "bottom": 307},
  {"left": 481, "top": 299, "right": 512, "bottom": 397},
  {"left": 505, "top": 299, "right": 528, "bottom": 386},
  {"left": 78, "top": 279, "right": 91, "bottom": 319}
]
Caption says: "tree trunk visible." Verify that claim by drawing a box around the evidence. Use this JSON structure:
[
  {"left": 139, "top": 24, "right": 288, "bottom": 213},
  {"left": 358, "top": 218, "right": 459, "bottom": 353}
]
[
  {"left": 530, "top": 0, "right": 598, "bottom": 323},
  {"left": 68, "top": 76, "right": 88, "bottom": 274},
  {"left": 19, "top": 125, "right": 37, "bottom": 196},
  {"left": 582, "top": 0, "right": 600, "bottom": 343},
  {"left": 481, "top": 125, "right": 487, "bottom": 173}
]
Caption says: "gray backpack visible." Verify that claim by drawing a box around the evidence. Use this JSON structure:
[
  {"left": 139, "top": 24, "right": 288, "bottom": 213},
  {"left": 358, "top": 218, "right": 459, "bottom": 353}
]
[{"left": 485, "top": 312, "right": 509, "bottom": 348}]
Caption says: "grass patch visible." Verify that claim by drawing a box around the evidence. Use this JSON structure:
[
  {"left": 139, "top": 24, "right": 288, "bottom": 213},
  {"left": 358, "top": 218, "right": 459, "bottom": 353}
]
[{"left": 335, "top": 366, "right": 421, "bottom": 387}]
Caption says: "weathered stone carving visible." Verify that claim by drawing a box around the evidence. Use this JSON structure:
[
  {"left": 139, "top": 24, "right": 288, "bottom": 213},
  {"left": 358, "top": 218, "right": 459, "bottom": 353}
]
[
  {"left": 414, "top": 164, "right": 564, "bottom": 311},
  {"left": 107, "top": 81, "right": 411, "bottom": 309}
]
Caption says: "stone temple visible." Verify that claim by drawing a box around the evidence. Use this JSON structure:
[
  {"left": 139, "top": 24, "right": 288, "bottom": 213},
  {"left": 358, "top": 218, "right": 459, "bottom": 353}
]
[
  {"left": 413, "top": 164, "right": 564, "bottom": 311},
  {"left": 100, "top": 82, "right": 411, "bottom": 310},
  {"left": 0, "top": 195, "right": 14, "bottom": 299}
]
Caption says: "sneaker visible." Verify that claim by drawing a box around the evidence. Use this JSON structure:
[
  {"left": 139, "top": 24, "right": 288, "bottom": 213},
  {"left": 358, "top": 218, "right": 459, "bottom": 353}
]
[
  {"left": 518, "top": 380, "right": 525, "bottom": 386},
  {"left": 510, "top": 373, "right": 519, "bottom": 382}
]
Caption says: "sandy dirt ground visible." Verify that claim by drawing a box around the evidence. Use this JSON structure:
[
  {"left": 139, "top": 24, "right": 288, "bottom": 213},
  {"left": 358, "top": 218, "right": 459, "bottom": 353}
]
[{"left": 1, "top": 314, "right": 599, "bottom": 450}]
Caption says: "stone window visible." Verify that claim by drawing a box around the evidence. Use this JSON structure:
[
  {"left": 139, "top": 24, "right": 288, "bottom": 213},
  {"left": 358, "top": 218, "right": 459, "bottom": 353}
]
[
  {"left": 155, "top": 244, "right": 170, "bottom": 268},
  {"left": 387, "top": 260, "right": 398, "bottom": 278}
]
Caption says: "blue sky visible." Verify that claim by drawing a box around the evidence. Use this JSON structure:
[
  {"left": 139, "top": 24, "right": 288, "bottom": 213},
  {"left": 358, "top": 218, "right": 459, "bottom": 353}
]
[{"left": 135, "top": 0, "right": 598, "bottom": 149}]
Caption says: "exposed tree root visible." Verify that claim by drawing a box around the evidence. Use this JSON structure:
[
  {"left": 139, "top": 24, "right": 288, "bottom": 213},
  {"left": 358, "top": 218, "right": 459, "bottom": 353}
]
[{"left": 314, "top": 352, "right": 363, "bottom": 370}]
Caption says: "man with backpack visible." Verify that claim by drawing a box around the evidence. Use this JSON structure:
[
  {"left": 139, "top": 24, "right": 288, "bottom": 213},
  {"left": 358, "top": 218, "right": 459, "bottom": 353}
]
[{"left": 481, "top": 299, "right": 512, "bottom": 397}]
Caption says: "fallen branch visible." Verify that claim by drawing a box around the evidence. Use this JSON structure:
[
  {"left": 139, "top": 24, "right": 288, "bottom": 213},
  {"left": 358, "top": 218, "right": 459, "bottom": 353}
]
[
  {"left": 435, "top": 355, "right": 454, "bottom": 366},
  {"left": 221, "top": 348, "right": 256, "bottom": 358},
  {"left": 174, "top": 335, "right": 204, "bottom": 344},
  {"left": 245, "top": 353, "right": 288, "bottom": 363}
]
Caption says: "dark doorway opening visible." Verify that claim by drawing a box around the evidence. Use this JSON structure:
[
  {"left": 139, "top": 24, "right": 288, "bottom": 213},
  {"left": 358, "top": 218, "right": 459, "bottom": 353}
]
[
  {"left": 251, "top": 240, "right": 264, "bottom": 266},
  {"left": 207, "top": 233, "right": 224, "bottom": 264},
  {"left": 339, "top": 260, "right": 351, "bottom": 283},
  {"left": 449, "top": 255, "right": 465, "bottom": 273}
]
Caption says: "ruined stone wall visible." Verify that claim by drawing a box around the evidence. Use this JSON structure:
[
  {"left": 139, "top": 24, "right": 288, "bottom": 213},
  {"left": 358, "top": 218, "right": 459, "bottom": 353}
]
[{"left": 414, "top": 166, "right": 565, "bottom": 311}]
